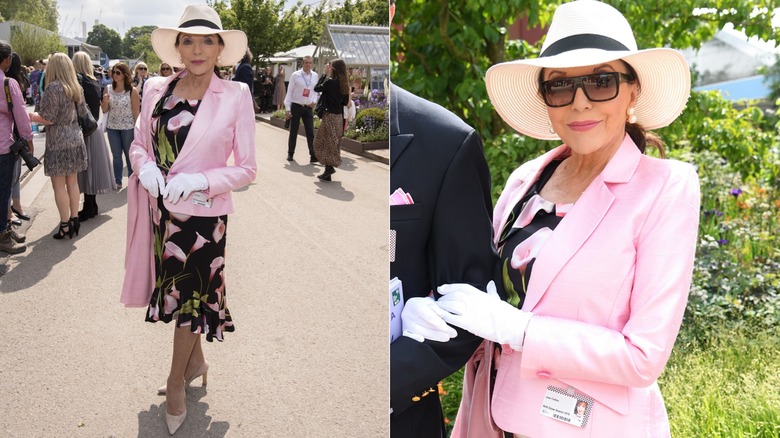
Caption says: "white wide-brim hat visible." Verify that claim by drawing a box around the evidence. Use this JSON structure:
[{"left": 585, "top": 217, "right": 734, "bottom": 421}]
[
  {"left": 151, "top": 4, "right": 247, "bottom": 69},
  {"left": 486, "top": 0, "right": 691, "bottom": 140}
]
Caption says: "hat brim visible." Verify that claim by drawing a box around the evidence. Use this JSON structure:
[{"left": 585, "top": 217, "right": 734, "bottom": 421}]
[
  {"left": 485, "top": 48, "right": 691, "bottom": 140},
  {"left": 151, "top": 27, "right": 248, "bottom": 69}
]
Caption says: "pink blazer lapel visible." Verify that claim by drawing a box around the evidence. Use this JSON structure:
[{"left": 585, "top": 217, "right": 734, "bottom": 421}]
[
  {"left": 172, "top": 73, "right": 223, "bottom": 166},
  {"left": 522, "top": 135, "right": 641, "bottom": 311}
]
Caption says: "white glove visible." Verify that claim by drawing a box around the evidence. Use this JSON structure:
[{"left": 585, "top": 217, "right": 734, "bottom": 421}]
[
  {"left": 402, "top": 296, "right": 458, "bottom": 343},
  {"left": 138, "top": 162, "right": 165, "bottom": 198},
  {"left": 436, "top": 281, "right": 533, "bottom": 351},
  {"left": 162, "top": 172, "right": 209, "bottom": 204}
]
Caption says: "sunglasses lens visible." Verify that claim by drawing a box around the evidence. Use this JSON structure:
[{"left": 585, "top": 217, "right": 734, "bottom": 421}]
[
  {"left": 542, "top": 73, "right": 620, "bottom": 107},
  {"left": 583, "top": 74, "right": 618, "bottom": 101}
]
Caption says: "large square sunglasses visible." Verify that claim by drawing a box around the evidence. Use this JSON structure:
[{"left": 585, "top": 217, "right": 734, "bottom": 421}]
[{"left": 540, "top": 72, "right": 635, "bottom": 108}]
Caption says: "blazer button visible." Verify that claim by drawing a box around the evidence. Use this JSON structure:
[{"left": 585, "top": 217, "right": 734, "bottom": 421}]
[
  {"left": 537, "top": 371, "right": 552, "bottom": 379},
  {"left": 411, "top": 396, "right": 421, "bottom": 402}
]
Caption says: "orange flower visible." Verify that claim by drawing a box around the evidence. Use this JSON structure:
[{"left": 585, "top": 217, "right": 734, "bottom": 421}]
[
  {"left": 438, "top": 381, "right": 447, "bottom": 395},
  {"left": 444, "top": 417, "right": 451, "bottom": 424}
]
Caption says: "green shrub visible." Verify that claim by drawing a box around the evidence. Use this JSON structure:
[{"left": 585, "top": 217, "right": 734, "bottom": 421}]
[
  {"left": 272, "top": 109, "right": 286, "bottom": 120},
  {"left": 355, "top": 107, "right": 387, "bottom": 133}
]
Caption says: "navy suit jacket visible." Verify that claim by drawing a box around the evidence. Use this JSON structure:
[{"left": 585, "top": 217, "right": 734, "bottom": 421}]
[{"left": 390, "top": 85, "right": 498, "bottom": 437}]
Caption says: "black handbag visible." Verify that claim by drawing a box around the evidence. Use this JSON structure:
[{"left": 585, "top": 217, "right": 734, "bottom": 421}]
[
  {"left": 75, "top": 100, "right": 97, "bottom": 136},
  {"left": 4, "top": 78, "right": 41, "bottom": 171}
]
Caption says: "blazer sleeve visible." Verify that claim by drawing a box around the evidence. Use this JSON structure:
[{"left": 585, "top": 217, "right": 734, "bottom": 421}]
[
  {"left": 201, "top": 83, "right": 257, "bottom": 196},
  {"left": 519, "top": 163, "right": 700, "bottom": 387},
  {"left": 390, "top": 130, "right": 498, "bottom": 414}
]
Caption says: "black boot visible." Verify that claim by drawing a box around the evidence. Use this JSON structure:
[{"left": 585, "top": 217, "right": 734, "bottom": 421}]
[
  {"left": 79, "top": 195, "right": 97, "bottom": 221},
  {"left": 317, "top": 165, "right": 335, "bottom": 181}
]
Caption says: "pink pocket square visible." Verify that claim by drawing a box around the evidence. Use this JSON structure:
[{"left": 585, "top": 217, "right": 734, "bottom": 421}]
[{"left": 390, "top": 188, "right": 414, "bottom": 206}]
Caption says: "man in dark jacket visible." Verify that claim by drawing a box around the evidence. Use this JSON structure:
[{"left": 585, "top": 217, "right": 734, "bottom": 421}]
[{"left": 232, "top": 48, "right": 258, "bottom": 112}]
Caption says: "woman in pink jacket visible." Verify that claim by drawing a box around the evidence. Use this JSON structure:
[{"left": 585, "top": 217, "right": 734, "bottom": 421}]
[
  {"left": 404, "top": 1, "right": 700, "bottom": 437},
  {"left": 120, "top": 4, "right": 255, "bottom": 434}
]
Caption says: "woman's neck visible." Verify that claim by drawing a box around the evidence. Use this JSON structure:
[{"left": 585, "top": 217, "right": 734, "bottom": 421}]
[{"left": 175, "top": 71, "right": 212, "bottom": 100}]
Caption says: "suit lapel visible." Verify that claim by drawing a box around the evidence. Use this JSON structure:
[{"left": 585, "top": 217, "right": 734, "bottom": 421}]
[
  {"left": 389, "top": 84, "right": 413, "bottom": 169},
  {"left": 173, "top": 73, "right": 223, "bottom": 165},
  {"left": 522, "top": 135, "right": 640, "bottom": 311}
]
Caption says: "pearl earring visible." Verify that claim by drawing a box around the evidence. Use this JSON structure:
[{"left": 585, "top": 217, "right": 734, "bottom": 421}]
[
  {"left": 627, "top": 107, "right": 637, "bottom": 124},
  {"left": 549, "top": 123, "right": 555, "bottom": 134}
]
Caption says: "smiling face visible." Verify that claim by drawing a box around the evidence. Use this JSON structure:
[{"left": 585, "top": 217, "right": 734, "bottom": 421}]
[
  {"left": 176, "top": 33, "right": 224, "bottom": 77},
  {"left": 543, "top": 60, "right": 638, "bottom": 156}
]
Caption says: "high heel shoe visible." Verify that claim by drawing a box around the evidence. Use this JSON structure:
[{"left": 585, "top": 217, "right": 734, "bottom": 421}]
[
  {"left": 157, "top": 362, "right": 208, "bottom": 395},
  {"left": 52, "top": 221, "right": 73, "bottom": 239},
  {"left": 69, "top": 217, "right": 80, "bottom": 236},
  {"left": 165, "top": 384, "right": 187, "bottom": 435}
]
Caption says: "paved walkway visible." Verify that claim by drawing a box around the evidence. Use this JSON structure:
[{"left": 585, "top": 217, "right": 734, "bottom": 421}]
[{"left": 0, "top": 117, "right": 389, "bottom": 437}]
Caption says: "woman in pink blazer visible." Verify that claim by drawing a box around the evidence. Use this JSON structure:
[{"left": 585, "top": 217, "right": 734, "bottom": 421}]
[
  {"left": 404, "top": 1, "right": 700, "bottom": 437},
  {"left": 120, "top": 5, "right": 255, "bottom": 434}
]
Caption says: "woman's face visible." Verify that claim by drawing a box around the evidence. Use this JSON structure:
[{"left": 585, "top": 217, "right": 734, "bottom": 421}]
[
  {"left": 544, "top": 60, "right": 637, "bottom": 156},
  {"left": 177, "top": 33, "right": 224, "bottom": 77},
  {"left": 160, "top": 64, "right": 172, "bottom": 77},
  {"left": 576, "top": 402, "right": 587, "bottom": 415},
  {"left": 135, "top": 64, "right": 147, "bottom": 78}
]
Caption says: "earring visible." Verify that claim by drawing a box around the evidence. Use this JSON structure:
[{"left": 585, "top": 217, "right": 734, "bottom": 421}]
[
  {"left": 549, "top": 122, "right": 555, "bottom": 134},
  {"left": 627, "top": 107, "right": 637, "bottom": 124},
  {"left": 217, "top": 56, "right": 223, "bottom": 65}
]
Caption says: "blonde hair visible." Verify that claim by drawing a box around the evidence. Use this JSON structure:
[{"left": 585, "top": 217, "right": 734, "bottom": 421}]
[
  {"left": 45, "top": 53, "right": 82, "bottom": 103},
  {"left": 134, "top": 62, "right": 148, "bottom": 77},
  {"left": 72, "top": 52, "right": 96, "bottom": 80}
]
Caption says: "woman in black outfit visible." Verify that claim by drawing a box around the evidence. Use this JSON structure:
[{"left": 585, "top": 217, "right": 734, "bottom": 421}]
[
  {"left": 313, "top": 59, "right": 350, "bottom": 181},
  {"left": 72, "top": 52, "right": 115, "bottom": 220}
]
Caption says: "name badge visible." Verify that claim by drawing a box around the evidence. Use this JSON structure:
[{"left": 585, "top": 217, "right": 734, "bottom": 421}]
[
  {"left": 191, "top": 192, "right": 213, "bottom": 208},
  {"left": 302, "top": 88, "right": 310, "bottom": 97},
  {"left": 539, "top": 386, "right": 593, "bottom": 428}
]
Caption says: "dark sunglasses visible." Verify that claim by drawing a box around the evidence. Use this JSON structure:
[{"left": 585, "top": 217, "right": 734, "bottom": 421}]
[
  {"left": 540, "top": 72, "right": 635, "bottom": 108},
  {"left": 136, "top": 66, "right": 147, "bottom": 70},
  {"left": 112, "top": 70, "right": 122, "bottom": 75},
  {"left": 161, "top": 67, "right": 171, "bottom": 71}
]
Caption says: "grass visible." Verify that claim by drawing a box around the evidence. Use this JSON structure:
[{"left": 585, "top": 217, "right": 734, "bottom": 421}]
[
  {"left": 439, "top": 328, "right": 780, "bottom": 436},
  {"left": 661, "top": 328, "right": 780, "bottom": 437}
]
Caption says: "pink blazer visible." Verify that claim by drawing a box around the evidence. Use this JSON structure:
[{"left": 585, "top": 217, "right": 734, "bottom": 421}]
[
  {"left": 489, "top": 135, "right": 700, "bottom": 437},
  {"left": 121, "top": 71, "right": 256, "bottom": 307}
]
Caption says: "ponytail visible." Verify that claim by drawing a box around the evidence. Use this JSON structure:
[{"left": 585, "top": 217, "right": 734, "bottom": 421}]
[{"left": 626, "top": 122, "right": 666, "bottom": 158}]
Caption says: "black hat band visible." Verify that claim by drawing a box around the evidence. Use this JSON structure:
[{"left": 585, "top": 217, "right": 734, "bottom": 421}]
[
  {"left": 179, "top": 19, "right": 221, "bottom": 30},
  {"left": 541, "top": 34, "right": 629, "bottom": 58}
]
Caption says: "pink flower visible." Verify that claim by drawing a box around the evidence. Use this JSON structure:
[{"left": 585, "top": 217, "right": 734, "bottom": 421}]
[
  {"left": 153, "top": 205, "right": 162, "bottom": 226},
  {"left": 190, "top": 232, "right": 211, "bottom": 254},
  {"left": 510, "top": 227, "right": 553, "bottom": 270},
  {"left": 162, "top": 96, "right": 182, "bottom": 111},
  {"left": 212, "top": 217, "right": 225, "bottom": 243},
  {"left": 148, "top": 304, "right": 160, "bottom": 320},
  {"left": 163, "top": 241, "right": 187, "bottom": 262},
  {"left": 170, "top": 212, "right": 191, "bottom": 222},
  {"left": 164, "top": 222, "right": 181, "bottom": 241},
  {"left": 163, "top": 294, "right": 178, "bottom": 314},
  {"left": 209, "top": 256, "right": 225, "bottom": 281},
  {"left": 166, "top": 111, "right": 195, "bottom": 133}
]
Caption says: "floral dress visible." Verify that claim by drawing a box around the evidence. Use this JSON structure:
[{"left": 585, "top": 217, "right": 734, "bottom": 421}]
[
  {"left": 145, "top": 78, "right": 234, "bottom": 342},
  {"left": 498, "top": 159, "right": 570, "bottom": 309}
]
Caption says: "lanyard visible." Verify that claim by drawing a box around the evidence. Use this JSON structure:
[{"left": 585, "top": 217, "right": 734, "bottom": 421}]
[{"left": 302, "top": 71, "right": 312, "bottom": 87}]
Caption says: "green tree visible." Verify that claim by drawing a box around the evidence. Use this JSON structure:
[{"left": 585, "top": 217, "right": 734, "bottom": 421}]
[
  {"left": 0, "top": 0, "right": 58, "bottom": 32},
  {"left": 9, "top": 21, "right": 64, "bottom": 65},
  {"left": 123, "top": 25, "right": 157, "bottom": 58},
  {"left": 87, "top": 23, "right": 123, "bottom": 58},
  {"left": 329, "top": 0, "right": 388, "bottom": 26}
]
